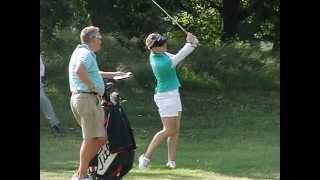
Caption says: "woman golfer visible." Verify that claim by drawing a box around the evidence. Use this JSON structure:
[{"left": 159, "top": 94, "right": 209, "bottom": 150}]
[{"left": 138, "top": 32, "right": 199, "bottom": 169}]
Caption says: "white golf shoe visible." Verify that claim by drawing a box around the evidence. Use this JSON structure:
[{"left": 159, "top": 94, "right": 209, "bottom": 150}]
[
  {"left": 71, "top": 173, "right": 92, "bottom": 180},
  {"left": 166, "top": 160, "right": 176, "bottom": 169},
  {"left": 138, "top": 154, "right": 151, "bottom": 170},
  {"left": 71, "top": 176, "right": 92, "bottom": 180}
]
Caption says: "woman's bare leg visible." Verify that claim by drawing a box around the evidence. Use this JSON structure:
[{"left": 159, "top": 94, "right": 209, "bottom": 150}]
[
  {"left": 167, "top": 112, "right": 181, "bottom": 162},
  {"left": 144, "top": 117, "right": 177, "bottom": 159}
]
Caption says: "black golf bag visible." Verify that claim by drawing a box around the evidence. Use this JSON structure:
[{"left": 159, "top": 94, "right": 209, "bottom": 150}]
[{"left": 89, "top": 79, "right": 136, "bottom": 180}]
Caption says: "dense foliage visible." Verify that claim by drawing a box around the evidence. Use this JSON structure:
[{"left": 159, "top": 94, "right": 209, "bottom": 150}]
[
  {"left": 40, "top": 0, "right": 279, "bottom": 48},
  {"left": 40, "top": 0, "right": 279, "bottom": 91}
]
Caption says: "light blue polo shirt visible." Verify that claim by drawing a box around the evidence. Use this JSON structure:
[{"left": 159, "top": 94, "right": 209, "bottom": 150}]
[
  {"left": 149, "top": 52, "right": 181, "bottom": 93},
  {"left": 69, "top": 44, "right": 105, "bottom": 96}
]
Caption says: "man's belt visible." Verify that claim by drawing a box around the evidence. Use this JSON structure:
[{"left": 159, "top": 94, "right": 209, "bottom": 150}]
[{"left": 72, "top": 91, "right": 98, "bottom": 96}]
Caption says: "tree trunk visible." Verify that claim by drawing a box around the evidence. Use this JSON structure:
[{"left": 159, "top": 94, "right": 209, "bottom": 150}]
[
  {"left": 222, "top": 0, "right": 240, "bottom": 41},
  {"left": 86, "top": 0, "right": 113, "bottom": 32}
]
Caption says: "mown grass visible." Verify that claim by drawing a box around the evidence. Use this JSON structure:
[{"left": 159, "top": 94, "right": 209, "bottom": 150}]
[
  {"left": 41, "top": 126, "right": 279, "bottom": 180},
  {"left": 41, "top": 77, "right": 279, "bottom": 180}
]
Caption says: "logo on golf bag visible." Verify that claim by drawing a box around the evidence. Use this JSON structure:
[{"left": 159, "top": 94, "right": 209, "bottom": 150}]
[{"left": 97, "top": 145, "right": 118, "bottom": 175}]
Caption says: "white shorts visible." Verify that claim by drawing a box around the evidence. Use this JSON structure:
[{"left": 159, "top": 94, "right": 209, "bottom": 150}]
[{"left": 154, "top": 89, "right": 182, "bottom": 118}]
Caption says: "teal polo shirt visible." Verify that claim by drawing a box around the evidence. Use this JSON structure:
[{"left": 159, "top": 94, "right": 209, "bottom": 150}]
[{"left": 149, "top": 52, "right": 181, "bottom": 93}]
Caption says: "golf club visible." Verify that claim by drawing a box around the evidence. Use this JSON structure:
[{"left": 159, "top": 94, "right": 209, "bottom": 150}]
[{"left": 150, "top": 0, "right": 187, "bottom": 34}]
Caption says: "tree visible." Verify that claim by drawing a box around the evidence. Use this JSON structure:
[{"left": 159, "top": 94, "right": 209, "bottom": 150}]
[
  {"left": 40, "top": 0, "right": 279, "bottom": 48},
  {"left": 40, "top": 0, "right": 73, "bottom": 41},
  {"left": 86, "top": 1, "right": 163, "bottom": 36},
  {"left": 222, "top": 0, "right": 241, "bottom": 41},
  {"left": 40, "top": 0, "right": 90, "bottom": 49}
]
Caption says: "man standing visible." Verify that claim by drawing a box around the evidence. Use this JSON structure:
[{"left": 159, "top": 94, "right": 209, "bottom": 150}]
[
  {"left": 69, "top": 26, "right": 129, "bottom": 180},
  {"left": 40, "top": 54, "right": 62, "bottom": 136}
]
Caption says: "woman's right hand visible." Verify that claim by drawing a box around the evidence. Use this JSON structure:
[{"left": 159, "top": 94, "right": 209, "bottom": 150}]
[{"left": 186, "top": 32, "right": 199, "bottom": 47}]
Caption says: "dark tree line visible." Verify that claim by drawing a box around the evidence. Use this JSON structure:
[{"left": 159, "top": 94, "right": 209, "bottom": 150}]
[{"left": 40, "top": 0, "right": 279, "bottom": 48}]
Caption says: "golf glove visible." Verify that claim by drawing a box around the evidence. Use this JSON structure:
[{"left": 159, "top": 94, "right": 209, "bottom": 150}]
[{"left": 186, "top": 33, "right": 199, "bottom": 47}]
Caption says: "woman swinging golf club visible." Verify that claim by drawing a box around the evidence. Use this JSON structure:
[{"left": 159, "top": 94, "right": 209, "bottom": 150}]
[{"left": 138, "top": 32, "right": 199, "bottom": 169}]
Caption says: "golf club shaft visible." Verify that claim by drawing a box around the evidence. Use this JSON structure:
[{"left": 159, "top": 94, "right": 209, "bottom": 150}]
[{"left": 151, "top": 0, "right": 187, "bottom": 34}]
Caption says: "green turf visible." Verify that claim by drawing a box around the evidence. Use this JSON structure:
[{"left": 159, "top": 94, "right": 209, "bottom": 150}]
[{"left": 40, "top": 78, "right": 279, "bottom": 180}]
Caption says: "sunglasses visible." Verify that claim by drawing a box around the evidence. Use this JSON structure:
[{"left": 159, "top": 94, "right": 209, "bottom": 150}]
[{"left": 92, "top": 33, "right": 102, "bottom": 40}]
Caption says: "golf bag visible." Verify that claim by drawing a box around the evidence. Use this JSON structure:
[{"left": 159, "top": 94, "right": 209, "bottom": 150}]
[{"left": 89, "top": 80, "right": 136, "bottom": 180}]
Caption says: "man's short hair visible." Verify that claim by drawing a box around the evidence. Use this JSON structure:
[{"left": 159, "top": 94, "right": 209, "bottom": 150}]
[{"left": 80, "top": 26, "right": 102, "bottom": 44}]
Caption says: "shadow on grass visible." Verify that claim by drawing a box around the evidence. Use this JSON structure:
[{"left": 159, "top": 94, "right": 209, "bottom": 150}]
[
  {"left": 41, "top": 164, "right": 257, "bottom": 180},
  {"left": 42, "top": 168, "right": 195, "bottom": 179},
  {"left": 127, "top": 171, "right": 202, "bottom": 180}
]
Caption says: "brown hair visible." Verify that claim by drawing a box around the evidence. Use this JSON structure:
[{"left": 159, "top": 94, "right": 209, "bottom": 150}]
[{"left": 145, "top": 33, "right": 161, "bottom": 49}]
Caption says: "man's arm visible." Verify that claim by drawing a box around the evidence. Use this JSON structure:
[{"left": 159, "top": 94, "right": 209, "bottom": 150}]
[
  {"left": 75, "top": 62, "right": 98, "bottom": 93},
  {"left": 99, "top": 71, "right": 127, "bottom": 79}
]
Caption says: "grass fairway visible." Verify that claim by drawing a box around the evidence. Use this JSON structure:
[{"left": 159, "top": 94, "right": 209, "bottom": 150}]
[
  {"left": 41, "top": 169, "right": 267, "bottom": 180},
  {"left": 41, "top": 129, "right": 279, "bottom": 180},
  {"left": 40, "top": 79, "right": 279, "bottom": 180}
]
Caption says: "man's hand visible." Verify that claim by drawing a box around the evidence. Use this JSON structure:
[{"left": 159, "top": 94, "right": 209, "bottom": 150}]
[
  {"left": 89, "top": 84, "right": 99, "bottom": 94},
  {"left": 90, "top": 85, "right": 102, "bottom": 103},
  {"left": 126, "top": 72, "right": 133, "bottom": 77}
]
